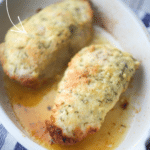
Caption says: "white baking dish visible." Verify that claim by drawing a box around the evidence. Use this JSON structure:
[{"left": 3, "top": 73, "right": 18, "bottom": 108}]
[{"left": 0, "top": 0, "right": 150, "bottom": 149}]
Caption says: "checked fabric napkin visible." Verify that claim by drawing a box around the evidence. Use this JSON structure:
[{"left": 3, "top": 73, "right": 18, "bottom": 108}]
[{"left": 0, "top": 2, "right": 150, "bottom": 150}]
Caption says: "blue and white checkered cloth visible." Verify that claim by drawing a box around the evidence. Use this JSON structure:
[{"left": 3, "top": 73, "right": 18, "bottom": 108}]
[{"left": 0, "top": 5, "right": 150, "bottom": 150}]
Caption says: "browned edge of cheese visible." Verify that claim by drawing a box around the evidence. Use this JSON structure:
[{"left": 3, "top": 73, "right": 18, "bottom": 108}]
[{"left": 45, "top": 116, "right": 99, "bottom": 145}]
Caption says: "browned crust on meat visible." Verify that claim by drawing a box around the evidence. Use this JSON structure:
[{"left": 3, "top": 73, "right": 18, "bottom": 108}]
[
  {"left": 3, "top": 69, "right": 47, "bottom": 89},
  {"left": 1, "top": 53, "right": 50, "bottom": 88},
  {"left": 0, "top": 44, "right": 39, "bottom": 88},
  {"left": 45, "top": 116, "right": 99, "bottom": 145}
]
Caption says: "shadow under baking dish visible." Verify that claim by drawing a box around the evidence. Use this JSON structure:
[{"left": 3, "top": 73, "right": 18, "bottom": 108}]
[{"left": 3, "top": 26, "right": 139, "bottom": 150}]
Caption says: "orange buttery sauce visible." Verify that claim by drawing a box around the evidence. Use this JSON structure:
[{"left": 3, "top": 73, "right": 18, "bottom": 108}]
[{"left": 4, "top": 29, "right": 133, "bottom": 150}]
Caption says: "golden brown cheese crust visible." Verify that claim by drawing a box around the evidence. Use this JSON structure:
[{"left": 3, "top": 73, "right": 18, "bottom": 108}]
[
  {"left": 1, "top": 0, "right": 93, "bottom": 88},
  {"left": 46, "top": 44, "right": 140, "bottom": 145},
  {"left": 45, "top": 117, "right": 99, "bottom": 145}
]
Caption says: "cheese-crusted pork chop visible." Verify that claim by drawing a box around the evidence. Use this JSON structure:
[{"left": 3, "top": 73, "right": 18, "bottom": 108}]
[
  {"left": 45, "top": 44, "right": 140, "bottom": 145},
  {"left": 1, "top": 0, "right": 93, "bottom": 87}
]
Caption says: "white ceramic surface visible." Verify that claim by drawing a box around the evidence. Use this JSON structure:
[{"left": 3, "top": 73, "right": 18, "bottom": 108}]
[{"left": 0, "top": 0, "right": 150, "bottom": 150}]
